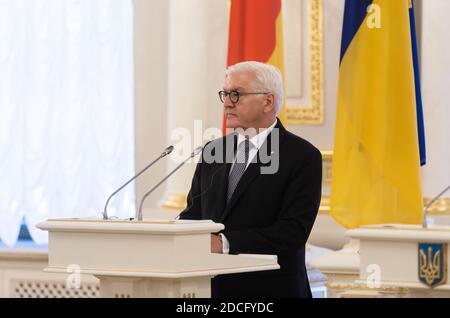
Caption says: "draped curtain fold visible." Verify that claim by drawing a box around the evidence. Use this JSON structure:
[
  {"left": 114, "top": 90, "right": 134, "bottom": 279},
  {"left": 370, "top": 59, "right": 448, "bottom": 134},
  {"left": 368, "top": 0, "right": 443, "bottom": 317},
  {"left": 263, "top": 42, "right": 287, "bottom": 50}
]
[{"left": 0, "top": 0, "right": 135, "bottom": 246}]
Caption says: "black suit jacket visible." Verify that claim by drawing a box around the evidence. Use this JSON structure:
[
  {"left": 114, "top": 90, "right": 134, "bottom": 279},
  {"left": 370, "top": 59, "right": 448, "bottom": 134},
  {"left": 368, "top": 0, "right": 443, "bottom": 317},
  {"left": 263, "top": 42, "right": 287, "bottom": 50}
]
[{"left": 179, "top": 118, "right": 322, "bottom": 298}]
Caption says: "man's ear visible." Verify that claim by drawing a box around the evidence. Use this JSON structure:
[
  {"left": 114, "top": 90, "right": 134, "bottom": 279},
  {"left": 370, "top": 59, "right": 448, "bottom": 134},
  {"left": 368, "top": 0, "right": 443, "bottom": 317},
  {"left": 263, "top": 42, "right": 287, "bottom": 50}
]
[{"left": 263, "top": 93, "right": 275, "bottom": 113}]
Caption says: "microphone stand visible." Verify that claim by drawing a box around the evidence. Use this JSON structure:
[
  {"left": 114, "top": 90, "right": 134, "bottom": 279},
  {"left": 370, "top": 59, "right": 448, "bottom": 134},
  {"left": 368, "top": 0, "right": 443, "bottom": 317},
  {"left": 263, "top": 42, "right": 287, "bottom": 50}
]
[
  {"left": 102, "top": 145, "right": 174, "bottom": 220},
  {"left": 136, "top": 146, "right": 203, "bottom": 221}
]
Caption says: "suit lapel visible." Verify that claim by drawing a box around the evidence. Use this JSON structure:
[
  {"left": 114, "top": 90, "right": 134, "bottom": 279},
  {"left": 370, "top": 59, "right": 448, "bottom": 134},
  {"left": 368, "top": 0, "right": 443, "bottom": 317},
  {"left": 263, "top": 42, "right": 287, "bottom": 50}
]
[
  {"left": 209, "top": 161, "right": 231, "bottom": 222},
  {"left": 208, "top": 134, "right": 236, "bottom": 222}
]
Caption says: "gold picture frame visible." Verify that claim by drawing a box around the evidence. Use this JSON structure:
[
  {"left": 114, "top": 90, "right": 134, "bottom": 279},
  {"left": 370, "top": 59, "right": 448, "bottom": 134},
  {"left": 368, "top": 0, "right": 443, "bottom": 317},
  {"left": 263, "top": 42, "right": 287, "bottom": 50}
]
[{"left": 285, "top": 0, "right": 324, "bottom": 125}]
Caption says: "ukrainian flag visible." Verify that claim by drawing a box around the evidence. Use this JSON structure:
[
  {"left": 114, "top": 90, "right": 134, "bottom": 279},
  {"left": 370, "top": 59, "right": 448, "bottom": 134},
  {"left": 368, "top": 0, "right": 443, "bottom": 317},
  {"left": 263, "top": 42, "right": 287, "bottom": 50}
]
[{"left": 331, "top": 0, "right": 426, "bottom": 228}]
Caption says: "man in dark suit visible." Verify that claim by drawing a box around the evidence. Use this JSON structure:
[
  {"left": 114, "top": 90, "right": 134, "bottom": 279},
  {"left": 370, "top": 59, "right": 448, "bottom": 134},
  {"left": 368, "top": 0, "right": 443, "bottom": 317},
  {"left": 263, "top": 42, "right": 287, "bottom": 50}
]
[{"left": 179, "top": 61, "right": 322, "bottom": 298}]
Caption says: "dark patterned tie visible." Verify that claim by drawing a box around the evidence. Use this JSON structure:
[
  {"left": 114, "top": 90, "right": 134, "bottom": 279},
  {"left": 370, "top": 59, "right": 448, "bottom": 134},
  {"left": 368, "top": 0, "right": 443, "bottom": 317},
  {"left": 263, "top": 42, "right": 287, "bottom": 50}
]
[{"left": 227, "top": 139, "right": 251, "bottom": 203}]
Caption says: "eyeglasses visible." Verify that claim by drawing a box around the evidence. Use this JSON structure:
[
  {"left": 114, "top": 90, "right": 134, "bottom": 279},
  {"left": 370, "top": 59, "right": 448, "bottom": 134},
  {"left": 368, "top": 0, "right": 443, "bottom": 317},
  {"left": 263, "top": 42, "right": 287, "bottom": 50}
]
[{"left": 218, "top": 90, "right": 268, "bottom": 104}]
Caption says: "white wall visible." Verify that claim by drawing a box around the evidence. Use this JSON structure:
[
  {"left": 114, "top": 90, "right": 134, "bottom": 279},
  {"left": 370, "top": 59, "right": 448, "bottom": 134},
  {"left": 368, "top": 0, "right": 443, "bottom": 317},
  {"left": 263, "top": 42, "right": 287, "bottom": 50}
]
[
  {"left": 134, "top": 0, "right": 169, "bottom": 210},
  {"left": 286, "top": 0, "right": 344, "bottom": 152},
  {"left": 421, "top": 0, "right": 450, "bottom": 198}
]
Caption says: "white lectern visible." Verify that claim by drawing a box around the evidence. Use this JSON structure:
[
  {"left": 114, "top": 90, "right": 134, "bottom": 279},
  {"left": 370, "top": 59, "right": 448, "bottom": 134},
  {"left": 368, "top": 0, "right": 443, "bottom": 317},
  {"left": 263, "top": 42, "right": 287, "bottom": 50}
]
[
  {"left": 37, "top": 219, "right": 279, "bottom": 298},
  {"left": 348, "top": 225, "right": 450, "bottom": 295},
  {"left": 312, "top": 225, "right": 450, "bottom": 297}
]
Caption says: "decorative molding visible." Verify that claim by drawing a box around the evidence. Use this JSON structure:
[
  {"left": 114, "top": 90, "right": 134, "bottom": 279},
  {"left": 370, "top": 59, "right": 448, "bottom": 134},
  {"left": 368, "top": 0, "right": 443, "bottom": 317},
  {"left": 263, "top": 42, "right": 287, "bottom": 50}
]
[
  {"left": 161, "top": 193, "right": 188, "bottom": 210},
  {"left": 321, "top": 150, "right": 333, "bottom": 161},
  {"left": 319, "top": 196, "right": 330, "bottom": 215},
  {"left": 0, "top": 249, "right": 48, "bottom": 262},
  {"left": 424, "top": 198, "right": 450, "bottom": 216},
  {"left": 321, "top": 150, "right": 333, "bottom": 184},
  {"left": 326, "top": 282, "right": 409, "bottom": 294},
  {"left": 286, "top": 0, "right": 324, "bottom": 125}
]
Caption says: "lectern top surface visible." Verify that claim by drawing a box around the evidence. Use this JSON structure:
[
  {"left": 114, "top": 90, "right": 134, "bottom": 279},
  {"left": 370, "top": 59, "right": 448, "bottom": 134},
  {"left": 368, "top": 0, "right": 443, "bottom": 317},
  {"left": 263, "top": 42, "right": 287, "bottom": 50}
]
[{"left": 36, "top": 218, "right": 224, "bottom": 235}]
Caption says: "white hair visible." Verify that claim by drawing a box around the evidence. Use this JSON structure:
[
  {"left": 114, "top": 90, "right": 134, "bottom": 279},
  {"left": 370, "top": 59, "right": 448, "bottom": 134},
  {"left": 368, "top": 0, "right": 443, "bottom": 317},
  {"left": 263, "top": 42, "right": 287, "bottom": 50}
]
[{"left": 225, "top": 61, "right": 283, "bottom": 115}]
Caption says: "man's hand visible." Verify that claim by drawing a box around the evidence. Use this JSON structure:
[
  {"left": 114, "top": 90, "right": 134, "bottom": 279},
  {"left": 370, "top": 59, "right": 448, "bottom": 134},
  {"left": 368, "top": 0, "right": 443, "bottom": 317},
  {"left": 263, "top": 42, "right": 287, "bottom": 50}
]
[{"left": 211, "top": 234, "right": 223, "bottom": 254}]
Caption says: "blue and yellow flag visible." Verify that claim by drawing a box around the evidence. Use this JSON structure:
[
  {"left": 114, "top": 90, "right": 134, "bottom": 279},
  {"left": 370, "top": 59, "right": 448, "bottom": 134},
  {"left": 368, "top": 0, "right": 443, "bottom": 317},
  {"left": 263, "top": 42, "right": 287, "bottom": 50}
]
[{"left": 331, "top": 0, "right": 426, "bottom": 228}]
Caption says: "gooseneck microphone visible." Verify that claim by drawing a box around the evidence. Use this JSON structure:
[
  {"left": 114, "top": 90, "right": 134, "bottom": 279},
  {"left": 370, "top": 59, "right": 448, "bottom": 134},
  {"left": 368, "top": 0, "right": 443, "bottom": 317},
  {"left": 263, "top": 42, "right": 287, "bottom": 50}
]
[
  {"left": 137, "top": 146, "right": 203, "bottom": 221},
  {"left": 423, "top": 184, "right": 450, "bottom": 228},
  {"left": 102, "top": 145, "right": 174, "bottom": 220}
]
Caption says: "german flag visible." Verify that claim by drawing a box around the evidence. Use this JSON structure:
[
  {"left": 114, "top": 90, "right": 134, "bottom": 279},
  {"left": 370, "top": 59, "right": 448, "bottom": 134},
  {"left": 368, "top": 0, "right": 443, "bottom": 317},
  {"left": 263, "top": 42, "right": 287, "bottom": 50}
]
[{"left": 223, "top": 0, "right": 286, "bottom": 133}]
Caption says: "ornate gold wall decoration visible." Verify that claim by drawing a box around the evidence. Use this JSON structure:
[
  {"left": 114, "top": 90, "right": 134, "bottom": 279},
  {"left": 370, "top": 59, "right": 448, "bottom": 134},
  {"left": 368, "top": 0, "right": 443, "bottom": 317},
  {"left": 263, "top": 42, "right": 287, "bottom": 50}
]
[
  {"left": 286, "top": 0, "right": 324, "bottom": 125},
  {"left": 321, "top": 150, "right": 333, "bottom": 161},
  {"left": 161, "top": 193, "right": 188, "bottom": 210},
  {"left": 424, "top": 198, "right": 450, "bottom": 216},
  {"left": 319, "top": 196, "right": 330, "bottom": 215},
  {"left": 322, "top": 149, "right": 333, "bottom": 184},
  {"left": 327, "top": 282, "right": 409, "bottom": 293}
]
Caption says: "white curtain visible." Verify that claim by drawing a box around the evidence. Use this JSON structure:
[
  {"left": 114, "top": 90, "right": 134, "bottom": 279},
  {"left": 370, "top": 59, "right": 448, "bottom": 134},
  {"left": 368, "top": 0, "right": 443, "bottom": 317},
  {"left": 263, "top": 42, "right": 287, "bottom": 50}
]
[{"left": 0, "top": 0, "right": 135, "bottom": 246}]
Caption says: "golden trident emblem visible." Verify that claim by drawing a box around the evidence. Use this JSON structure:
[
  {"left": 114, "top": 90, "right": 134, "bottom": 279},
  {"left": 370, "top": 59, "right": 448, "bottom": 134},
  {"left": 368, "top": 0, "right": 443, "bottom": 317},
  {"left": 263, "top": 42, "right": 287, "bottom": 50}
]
[{"left": 419, "top": 243, "right": 447, "bottom": 287}]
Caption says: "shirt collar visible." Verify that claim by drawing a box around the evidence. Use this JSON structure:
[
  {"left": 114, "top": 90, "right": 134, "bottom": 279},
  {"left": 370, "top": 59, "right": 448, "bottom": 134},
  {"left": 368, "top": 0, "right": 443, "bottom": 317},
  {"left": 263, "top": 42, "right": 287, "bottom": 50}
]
[{"left": 236, "top": 119, "right": 277, "bottom": 150}]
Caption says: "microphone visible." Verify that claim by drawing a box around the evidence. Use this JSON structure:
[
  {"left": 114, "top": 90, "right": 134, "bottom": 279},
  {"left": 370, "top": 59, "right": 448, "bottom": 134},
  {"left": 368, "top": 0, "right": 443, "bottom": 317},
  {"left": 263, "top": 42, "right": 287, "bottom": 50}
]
[
  {"left": 136, "top": 146, "right": 203, "bottom": 221},
  {"left": 423, "top": 184, "right": 450, "bottom": 228},
  {"left": 102, "top": 145, "right": 174, "bottom": 220}
]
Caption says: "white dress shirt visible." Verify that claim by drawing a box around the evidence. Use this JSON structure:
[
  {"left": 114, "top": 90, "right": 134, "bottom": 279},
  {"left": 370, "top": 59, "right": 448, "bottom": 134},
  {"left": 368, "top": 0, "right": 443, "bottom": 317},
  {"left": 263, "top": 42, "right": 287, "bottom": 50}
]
[{"left": 219, "top": 119, "right": 277, "bottom": 254}]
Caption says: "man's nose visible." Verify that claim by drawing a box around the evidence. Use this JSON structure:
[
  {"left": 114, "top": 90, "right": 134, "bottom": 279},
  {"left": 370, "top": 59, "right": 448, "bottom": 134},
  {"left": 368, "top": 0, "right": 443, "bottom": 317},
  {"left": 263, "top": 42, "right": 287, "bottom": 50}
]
[{"left": 223, "top": 96, "right": 235, "bottom": 108}]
